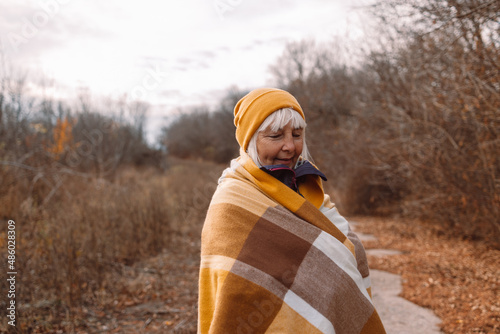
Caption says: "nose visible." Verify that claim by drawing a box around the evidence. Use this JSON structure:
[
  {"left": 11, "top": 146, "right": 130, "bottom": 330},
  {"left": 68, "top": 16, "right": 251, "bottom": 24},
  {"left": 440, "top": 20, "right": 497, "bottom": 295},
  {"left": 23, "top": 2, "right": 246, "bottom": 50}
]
[{"left": 282, "top": 134, "right": 295, "bottom": 152}]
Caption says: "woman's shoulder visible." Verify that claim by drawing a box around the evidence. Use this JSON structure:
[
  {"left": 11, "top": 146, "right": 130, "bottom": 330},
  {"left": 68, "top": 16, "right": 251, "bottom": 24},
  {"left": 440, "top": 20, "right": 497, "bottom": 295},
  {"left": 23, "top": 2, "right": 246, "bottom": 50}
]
[
  {"left": 210, "top": 174, "right": 275, "bottom": 212},
  {"left": 209, "top": 158, "right": 275, "bottom": 209}
]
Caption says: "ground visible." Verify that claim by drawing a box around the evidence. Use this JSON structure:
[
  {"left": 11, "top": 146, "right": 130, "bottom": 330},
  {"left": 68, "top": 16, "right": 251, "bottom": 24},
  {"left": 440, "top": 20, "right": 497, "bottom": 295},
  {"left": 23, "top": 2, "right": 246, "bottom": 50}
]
[
  {"left": 354, "top": 216, "right": 499, "bottom": 334},
  {"left": 69, "top": 216, "right": 499, "bottom": 334}
]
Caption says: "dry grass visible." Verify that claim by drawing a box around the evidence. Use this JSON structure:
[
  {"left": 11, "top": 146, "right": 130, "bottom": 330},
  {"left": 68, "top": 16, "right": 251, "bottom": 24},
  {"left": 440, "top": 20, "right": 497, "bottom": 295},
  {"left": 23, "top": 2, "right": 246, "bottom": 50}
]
[
  {"left": 353, "top": 215, "right": 500, "bottom": 334},
  {"left": 2, "top": 159, "right": 498, "bottom": 333},
  {"left": 0, "top": 159, "right": 225, "bottom": 333}
]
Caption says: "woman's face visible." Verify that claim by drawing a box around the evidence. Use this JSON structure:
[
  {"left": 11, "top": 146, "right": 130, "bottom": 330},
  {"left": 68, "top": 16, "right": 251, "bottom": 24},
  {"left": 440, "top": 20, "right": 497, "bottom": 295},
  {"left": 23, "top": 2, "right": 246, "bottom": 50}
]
[{"left": 256, "top": 121, "right": 303, "bottom": 168}]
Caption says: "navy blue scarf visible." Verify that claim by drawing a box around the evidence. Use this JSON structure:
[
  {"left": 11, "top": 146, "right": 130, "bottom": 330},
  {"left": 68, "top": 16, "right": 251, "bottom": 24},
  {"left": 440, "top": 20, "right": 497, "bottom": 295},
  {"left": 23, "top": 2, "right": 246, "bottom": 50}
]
[{"left": 260, "top": 160, "right": 327, "bottom": 192}]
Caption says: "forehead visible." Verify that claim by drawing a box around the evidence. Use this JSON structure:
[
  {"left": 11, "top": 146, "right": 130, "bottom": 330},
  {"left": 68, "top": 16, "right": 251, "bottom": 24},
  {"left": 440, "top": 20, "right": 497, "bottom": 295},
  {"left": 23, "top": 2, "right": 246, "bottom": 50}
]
[{"left": 261, "top": 124, "right": 304, "bottom": 133}]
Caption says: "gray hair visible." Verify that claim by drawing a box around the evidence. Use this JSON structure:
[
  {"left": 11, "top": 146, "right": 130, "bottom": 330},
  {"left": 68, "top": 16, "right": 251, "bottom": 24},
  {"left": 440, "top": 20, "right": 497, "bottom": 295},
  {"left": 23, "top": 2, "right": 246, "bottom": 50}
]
[{"left": 246, "top": 108, "right": 312, "bottom": 168}]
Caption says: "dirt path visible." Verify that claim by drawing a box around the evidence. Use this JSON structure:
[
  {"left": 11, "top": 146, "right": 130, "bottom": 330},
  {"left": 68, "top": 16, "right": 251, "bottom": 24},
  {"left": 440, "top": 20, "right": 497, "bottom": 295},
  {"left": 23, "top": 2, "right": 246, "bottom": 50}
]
[
  {"left": 353, "top": 224, "right": 443, "bottom": 334},
  {"left": 80, "top": 223, "right": 445, "bottom": 333},
  {"left": 371, "top": 269, "right": 441, "bottom": 334}
]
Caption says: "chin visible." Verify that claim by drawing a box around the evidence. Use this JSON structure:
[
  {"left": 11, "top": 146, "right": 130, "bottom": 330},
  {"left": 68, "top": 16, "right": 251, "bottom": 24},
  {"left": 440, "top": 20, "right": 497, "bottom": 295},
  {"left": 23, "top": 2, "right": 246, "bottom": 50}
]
[{"left": 277, "top": 161, "right": 295, "bottom": 168}]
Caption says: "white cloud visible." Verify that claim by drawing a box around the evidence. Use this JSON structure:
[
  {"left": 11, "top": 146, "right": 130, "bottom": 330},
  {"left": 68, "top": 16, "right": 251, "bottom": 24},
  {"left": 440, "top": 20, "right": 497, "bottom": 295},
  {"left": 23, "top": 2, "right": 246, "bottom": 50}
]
[{"left": 0, "top": 0, "right": 369, "bottom": 142}]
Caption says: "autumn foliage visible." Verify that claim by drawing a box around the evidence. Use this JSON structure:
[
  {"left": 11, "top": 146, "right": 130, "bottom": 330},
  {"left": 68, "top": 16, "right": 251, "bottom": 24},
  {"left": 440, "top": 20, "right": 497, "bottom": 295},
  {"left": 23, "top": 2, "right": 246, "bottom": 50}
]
[
  {"left": 0, "top": 0, "right": 498, "bottom": 333},
  {"left": 162, "top": 0, "right": 499, "bottom": 245},
  {"left": 46, "top": 116, "right": 73, "bottom": 158}
]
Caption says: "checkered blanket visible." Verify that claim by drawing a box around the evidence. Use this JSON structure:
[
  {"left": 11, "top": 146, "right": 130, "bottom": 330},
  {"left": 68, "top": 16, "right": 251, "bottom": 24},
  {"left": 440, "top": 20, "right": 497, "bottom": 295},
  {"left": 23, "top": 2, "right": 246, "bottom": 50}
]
[{"left": 198, "top": 153, "right": 386, "bottom": 333}]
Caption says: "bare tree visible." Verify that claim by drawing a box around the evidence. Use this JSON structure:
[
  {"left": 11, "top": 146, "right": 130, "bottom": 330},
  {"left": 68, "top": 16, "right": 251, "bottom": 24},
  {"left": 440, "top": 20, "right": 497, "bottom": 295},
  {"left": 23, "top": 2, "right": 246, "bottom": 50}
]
[
  {"left": 358, "top": 0, "right": 499, "bottom": 237},
  {"left": 266, "top": 1, "right": 499, "bottom": 241},
  {"left": 159, "top": 89, "right": 244, "bottom": 163}
]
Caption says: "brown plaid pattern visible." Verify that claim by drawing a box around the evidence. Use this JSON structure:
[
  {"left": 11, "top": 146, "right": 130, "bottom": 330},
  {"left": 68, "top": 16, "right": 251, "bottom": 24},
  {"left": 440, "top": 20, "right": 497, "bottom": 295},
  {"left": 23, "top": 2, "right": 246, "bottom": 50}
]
[{"left": 199, "top": 156, "right": 386, "bottom": 333}]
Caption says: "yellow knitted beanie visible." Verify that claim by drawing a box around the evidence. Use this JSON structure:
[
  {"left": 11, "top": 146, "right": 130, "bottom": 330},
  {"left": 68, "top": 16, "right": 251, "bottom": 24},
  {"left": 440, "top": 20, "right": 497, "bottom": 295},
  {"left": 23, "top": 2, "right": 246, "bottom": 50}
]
[{"left": 234, "top": 88, "right": 305, "bottom": 150}]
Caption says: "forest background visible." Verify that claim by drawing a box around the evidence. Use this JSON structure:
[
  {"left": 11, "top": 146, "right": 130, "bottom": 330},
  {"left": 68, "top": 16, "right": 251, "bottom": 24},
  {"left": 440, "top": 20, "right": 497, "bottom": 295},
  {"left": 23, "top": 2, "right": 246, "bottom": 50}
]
[{"left": 0, "top": 1, "right": 498, "bottom": 333}]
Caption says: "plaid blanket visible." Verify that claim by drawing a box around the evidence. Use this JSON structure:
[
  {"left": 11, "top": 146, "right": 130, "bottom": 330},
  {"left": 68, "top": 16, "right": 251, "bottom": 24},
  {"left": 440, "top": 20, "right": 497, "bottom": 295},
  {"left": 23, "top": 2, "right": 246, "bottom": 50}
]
[{"left": 198, "top": 152, "right": 386, "bottom": 333}]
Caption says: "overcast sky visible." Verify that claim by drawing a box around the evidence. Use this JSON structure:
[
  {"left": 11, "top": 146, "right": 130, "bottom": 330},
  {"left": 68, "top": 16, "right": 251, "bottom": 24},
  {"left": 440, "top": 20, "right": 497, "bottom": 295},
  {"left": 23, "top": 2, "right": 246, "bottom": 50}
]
[{"left": 0, "top": 0, "right": 371, "bottom": 141}]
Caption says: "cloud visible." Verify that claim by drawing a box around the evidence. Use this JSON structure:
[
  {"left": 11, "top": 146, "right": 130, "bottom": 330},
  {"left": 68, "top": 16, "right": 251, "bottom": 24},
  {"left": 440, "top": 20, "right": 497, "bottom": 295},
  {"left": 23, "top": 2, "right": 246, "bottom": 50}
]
[
  {"left": 0, "top": 1, "right": 113, "bottom": 65},
  {"left": 195, "top": 50, "right": 216, "bottom": 58},
  {"left": 176, "top": 57, "right": 195, "bottom": 65},
  {"left": 0, "top": 0, "right": 365, "bottom": 125},
  {"left": 216, "top": 0, "right": 298, "bottom": 21},
  {"left": 172, "top": 49, "right": 218, "bottom": 72},
  {"left": 159, "top": 89, "right": 182, "bottom": 98}
]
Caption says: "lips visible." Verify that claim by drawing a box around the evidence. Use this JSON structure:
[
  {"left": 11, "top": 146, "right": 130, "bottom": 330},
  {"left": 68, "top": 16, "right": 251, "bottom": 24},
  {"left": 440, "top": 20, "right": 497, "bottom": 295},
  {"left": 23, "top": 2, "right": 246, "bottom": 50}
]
[{"left": 276, "top": 158, "right": 293, "bottom": 165}]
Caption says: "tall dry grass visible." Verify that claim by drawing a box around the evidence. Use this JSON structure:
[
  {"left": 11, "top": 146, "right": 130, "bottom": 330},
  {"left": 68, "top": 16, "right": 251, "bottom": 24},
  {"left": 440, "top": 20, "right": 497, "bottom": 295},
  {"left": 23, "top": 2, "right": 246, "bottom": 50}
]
[{"left": 0, "top": 158, "right": 224, "bottom": 332}]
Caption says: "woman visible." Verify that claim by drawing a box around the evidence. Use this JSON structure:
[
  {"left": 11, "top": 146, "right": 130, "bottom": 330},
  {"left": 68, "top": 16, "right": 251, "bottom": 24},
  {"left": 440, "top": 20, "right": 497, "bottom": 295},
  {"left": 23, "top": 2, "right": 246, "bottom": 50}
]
[{"left": 198, "top": 88, "right": 386, "bottom": 333}]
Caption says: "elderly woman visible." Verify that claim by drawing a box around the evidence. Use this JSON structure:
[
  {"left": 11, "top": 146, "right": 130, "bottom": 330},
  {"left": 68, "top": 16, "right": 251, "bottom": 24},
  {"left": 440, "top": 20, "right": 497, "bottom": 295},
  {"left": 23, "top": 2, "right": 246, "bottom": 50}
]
[{"left": 198, "top": 88, "right": 386, "bottom": 333}]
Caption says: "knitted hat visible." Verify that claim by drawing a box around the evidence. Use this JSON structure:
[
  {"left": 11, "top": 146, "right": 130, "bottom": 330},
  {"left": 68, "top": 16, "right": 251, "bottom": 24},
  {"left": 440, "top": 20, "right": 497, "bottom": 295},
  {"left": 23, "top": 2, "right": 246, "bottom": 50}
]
[{"left": 234, "top": 88, "right": 305, "bottom": 150}]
